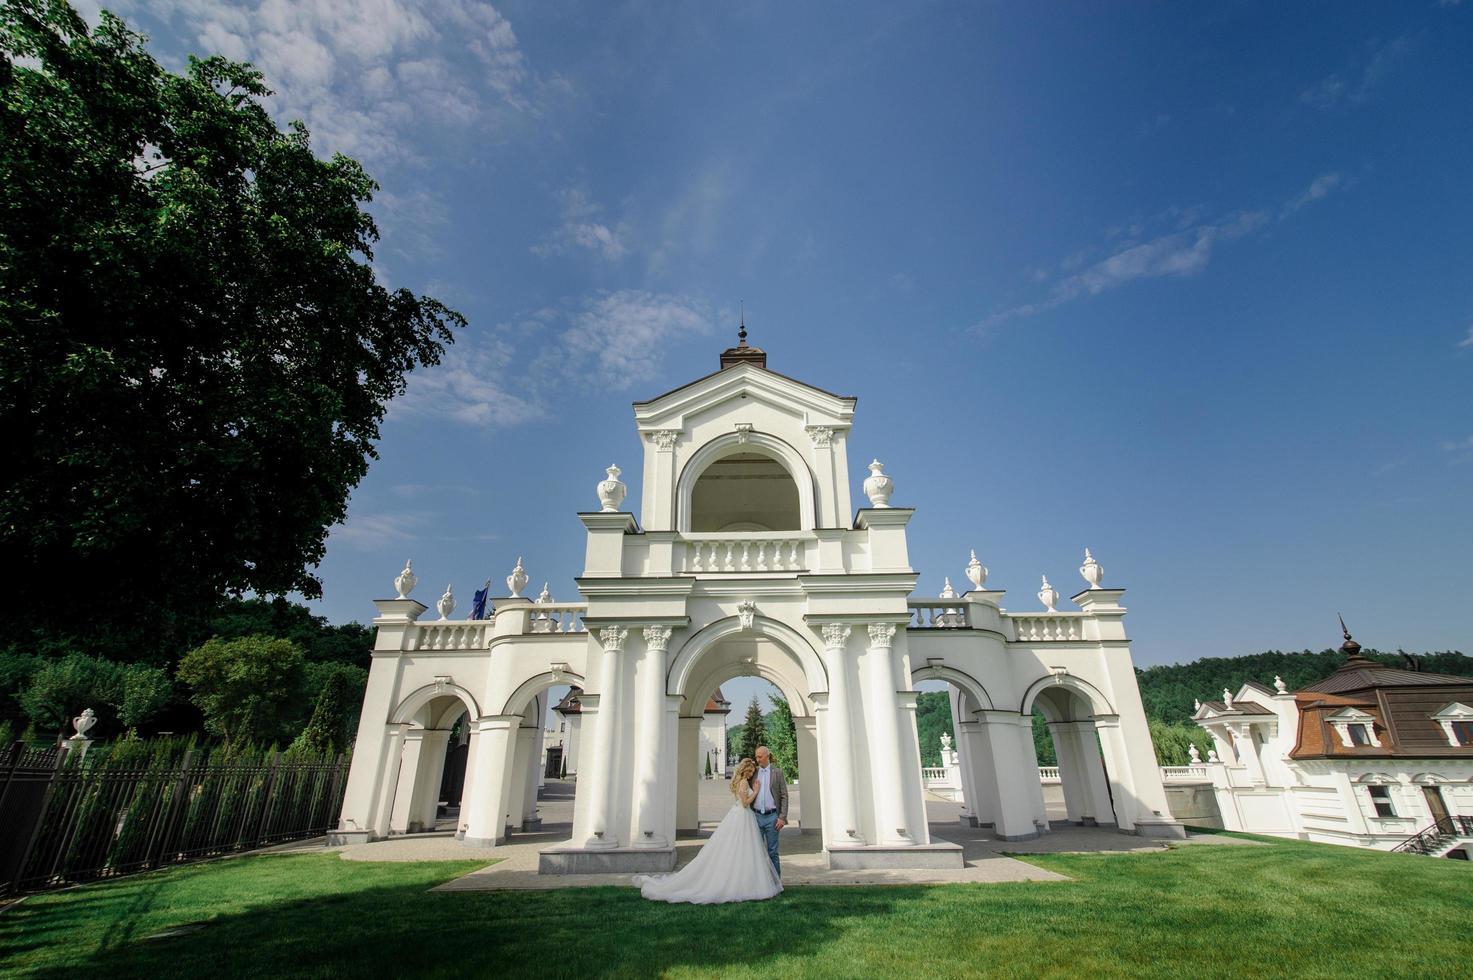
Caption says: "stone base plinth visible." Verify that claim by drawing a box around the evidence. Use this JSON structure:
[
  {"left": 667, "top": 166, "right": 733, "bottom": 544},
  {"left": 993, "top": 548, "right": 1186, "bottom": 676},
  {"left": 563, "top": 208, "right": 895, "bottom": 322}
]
[
  {"left": 825, "top": 841, "right": 965, "bottom": 870},
  {"left": 538, "top": 845, "right": 677, "bottom": 875},
  {"left": 1131, "top": 817, "right": 1188, "bottom": 840},
  {"left": 326, "top": 829, "right": 375, "bottom": 846}
]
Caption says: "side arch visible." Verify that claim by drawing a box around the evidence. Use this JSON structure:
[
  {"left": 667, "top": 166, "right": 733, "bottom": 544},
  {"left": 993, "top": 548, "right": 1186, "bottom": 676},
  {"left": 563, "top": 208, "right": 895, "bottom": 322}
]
[
  {"left": 500, "top": 669, "right": 587, "bottom": 717},
  {"left": 674, "top": 430, "right": 818, "bottom": 532},
  {"left": 911, "top": 663, "right": 995, "bottom": 711},
  {"left": 390, "top": 681, "right": 481, "bottom": 727},
  {"left": 667, "top": 615, "right": 828, "bottom": 701},
  {"left": 1019, "top": 673, "right": 1116, "bottom": 719}
]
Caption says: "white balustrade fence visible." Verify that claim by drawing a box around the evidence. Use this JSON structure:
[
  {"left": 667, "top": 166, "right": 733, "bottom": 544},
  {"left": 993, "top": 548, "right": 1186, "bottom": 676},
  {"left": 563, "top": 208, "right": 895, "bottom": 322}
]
[
  {"left": 528, "top": 603, "right": 588, "bottom": 634},
  {"left": 682, "top": 533, "right": 812, "bottom": 573},
  {"left": 921, "top": 767, "right": 948, "bottom": 781},
  {"left": 1038, "top": 766, "right": 1061, "bottom": 783},
  {"left": 908, "top": 601, "right": 970, "bottom": 629},
  {"left": 411, "top": 623, "right": 491, "bottom": 651},
  {"left": 1160, "top": 765, "right": 1209, "bottom": 781},
  {"left": 1010, "top": 614, "right": 1085, "bottom": 642}
]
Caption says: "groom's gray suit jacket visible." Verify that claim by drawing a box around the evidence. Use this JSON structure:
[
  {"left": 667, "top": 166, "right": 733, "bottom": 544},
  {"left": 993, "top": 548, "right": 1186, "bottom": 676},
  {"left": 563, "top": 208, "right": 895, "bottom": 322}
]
[{"left": 755, "top": 765, "right": 789, "bottom": 821}]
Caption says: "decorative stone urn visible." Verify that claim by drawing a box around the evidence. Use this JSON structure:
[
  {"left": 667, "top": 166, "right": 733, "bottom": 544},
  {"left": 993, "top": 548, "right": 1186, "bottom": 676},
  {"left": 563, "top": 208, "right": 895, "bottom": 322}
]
[
  {"left": 1079, "top": 548, "right": 1103, "bottom": 589},
  {"left": 1274, "top": 675, "right": 1288, "bottom": 694},
  {"left": 437, "top": 584, "right": 456, "bottom": 620},
  {"left": 863, "top": 459, "right": 893, "bottom": 508},
  {"left": 1037, "top": 575, "right": 1059, "bottom": 613},
  {"left": 1188, "top": 743, "right": 1201, "bottom": 764},
  {"left": 939, "top": 577, "right": 958, "bottom": 600},
  {"left": 597, "top": 464, "right": 627, "bottom": 512},
  {"left": 532, "top": 583, "right": 555, "bottom": 633},
  {"left": 965, "top": 549, "right": 987, "bottom": 590},
  {"left": 71, "top": 708, "right": 97, "bottom": 740},
  {"left": 394, "top": 559, "right": 417, "bottom": 599},
  {"left": 506, "top": 556, "right": 528, "bottom": 598}
]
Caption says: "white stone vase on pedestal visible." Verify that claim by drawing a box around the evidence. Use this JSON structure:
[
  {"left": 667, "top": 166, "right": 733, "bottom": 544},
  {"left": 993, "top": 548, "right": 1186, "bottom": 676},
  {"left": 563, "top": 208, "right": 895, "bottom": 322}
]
[
  {"left": 437, "top": 584, "right": 456, "bottom": 620},
  {"left": 507, "top": 557, "right": 528, "bottom": 598},
  {"left": 394, "top": 559, "right": 417, "bottom": 598},
  {"left": 71, "top": 708, "right": 97, "bottom": 741},
  {"left": 1079, "top": 548, "right": 1103, "bottom": 589},
  {"left": 965, "top": 550, "right": 987, "bottom": 590},
  {"left": 863, "top": 460, "right": 893, "bottom": 508},
  {"left": 1037, "top": 575, "right": 1059, "bottom": 613},
  {"left": 597, "top": 464, "right": 627, "bottom": 512}
]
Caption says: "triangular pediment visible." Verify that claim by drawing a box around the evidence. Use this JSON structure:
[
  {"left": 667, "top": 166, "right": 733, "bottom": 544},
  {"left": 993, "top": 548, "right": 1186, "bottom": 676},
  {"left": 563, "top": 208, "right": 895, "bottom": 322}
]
[
  {"left": 1432, "top": 702, "right": 1473, "bottom": 720},
  {"left": 633, "top": 363, "right": 856, "bottom": 430}
]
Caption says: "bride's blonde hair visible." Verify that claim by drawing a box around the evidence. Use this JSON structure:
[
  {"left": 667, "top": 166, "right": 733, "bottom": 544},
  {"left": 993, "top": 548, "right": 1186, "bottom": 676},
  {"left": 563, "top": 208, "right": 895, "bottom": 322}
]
[{"left": 729, "top": 757, "right": 756, "bottom": 797}]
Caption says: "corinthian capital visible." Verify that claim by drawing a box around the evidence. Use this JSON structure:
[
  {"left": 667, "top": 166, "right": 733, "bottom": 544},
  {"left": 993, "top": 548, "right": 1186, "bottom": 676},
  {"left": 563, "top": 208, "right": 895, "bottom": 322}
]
[
  {"left": 805, "top": 425, "right": 835, "bottom": 448},
  {"left": 867, "top": 623, "right": 897, "bottom": 649},
  {"left": 598, "top": 626, "right": 628, "bottom": 652},
  {"left": 646, "top": 429, "right": 680, "bottom": 451},
  {"left": 820, "top": 623, "right": 851, "bottom": 650},
  {"left": 642, "top": 625, "right": 673, "bottom": 651}
]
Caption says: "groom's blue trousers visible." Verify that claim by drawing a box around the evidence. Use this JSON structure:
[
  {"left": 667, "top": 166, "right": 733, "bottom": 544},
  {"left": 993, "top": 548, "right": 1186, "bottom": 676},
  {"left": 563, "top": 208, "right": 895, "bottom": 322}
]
[{"left": 755, "top": 810, "right": 781, "bottom": 876}]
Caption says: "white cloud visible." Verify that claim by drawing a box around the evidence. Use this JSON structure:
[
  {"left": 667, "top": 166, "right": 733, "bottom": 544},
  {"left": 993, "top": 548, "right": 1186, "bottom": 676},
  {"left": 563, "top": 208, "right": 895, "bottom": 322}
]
[
  {"left": 552, "top": 291, "right": 713, "bottom": 390},
  {"left": 977, "top": 175, "right": 1340, "bottom": 330},
  {"left": 393, "top": 331, "right": 544, "bottom": 428},
  {"left": 329, "top": 511, "right": 429, "bottom": 549},
  {"left": 1457, "top": 325, "right": 1473, "bottom": 349},
  {"left": 105, "top": 0, "right": 539, "bottom": 169},
  {"left": 1441, "top": 435, "right": 1473, "bottom": 463},
  {"left": 1283, "top": 172, "right": 1346, "bottom": 216},
  {"left": 1300, "top": 35, "right": 1411, "bottom": 111},
  {"left": 531, "top": 189, "right": 628, "bottom": 261}
]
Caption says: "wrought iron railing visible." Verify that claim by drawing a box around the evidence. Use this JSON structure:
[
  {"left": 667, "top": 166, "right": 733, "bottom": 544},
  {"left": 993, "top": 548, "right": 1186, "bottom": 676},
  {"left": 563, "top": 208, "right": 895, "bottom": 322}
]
[
  {"left": 1391, "top": 815, "right": 1473, "bottom": 856},
  {"left": 0, "top": 742, "right": 349, "bottom": 895}
]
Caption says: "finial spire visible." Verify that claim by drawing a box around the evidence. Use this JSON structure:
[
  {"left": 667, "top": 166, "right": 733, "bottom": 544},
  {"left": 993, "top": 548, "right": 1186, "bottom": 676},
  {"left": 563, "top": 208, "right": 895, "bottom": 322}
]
[
  {"left": 738, "top": 301, "right": 747, "bottom": 346},
  {"left": 1338, "top": 613, "right": 1351, "bottom": 642}
]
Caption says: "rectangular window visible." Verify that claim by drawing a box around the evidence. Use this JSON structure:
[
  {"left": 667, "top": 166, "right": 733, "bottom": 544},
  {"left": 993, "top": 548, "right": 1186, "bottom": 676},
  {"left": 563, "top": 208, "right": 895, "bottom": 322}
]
[
  {"left": 1453, "top": 720, "right": 1473, "bottom": 746},
  {"left": 1348, "top": 723, "right": 1370, "bottom": 746},
  {"left": 1368, "top": 785, "right": 1396, "bottom": 818}
]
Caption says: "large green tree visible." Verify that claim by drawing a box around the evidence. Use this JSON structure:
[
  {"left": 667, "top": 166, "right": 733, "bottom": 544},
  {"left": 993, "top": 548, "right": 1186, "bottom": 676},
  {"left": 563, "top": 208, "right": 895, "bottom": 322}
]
[
  {"left": 0, "top": 1, "right": 463, "bottom": 659},
  {"left": 176, "top": 634, "right": 305, "bottom": 747},
  {"left": 737, "top": 696, "right": 766, "bottom": 763}
]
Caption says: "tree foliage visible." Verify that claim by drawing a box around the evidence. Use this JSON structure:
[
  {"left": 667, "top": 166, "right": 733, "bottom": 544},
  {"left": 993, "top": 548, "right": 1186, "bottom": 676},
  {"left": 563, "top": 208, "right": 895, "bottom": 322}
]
[
  {"left": 0, "top": 1, "right": 463, "bottom": 658},
  {"left": 292, "top": 669, "right": 351, "bottom": 756},
  {"left": 17, "top": 653, "right": 172, "bottom": 736},
  {"left": 176, "top": 635, "right": 304, "bottom": 747},
  {"left": 737, "top": 696, "right": 766, "bottom": 763},
  {"left": 915, "top": 690, "right": 952, "bottom": 767},
  {"left": 765, "top": 694, "right": 799, "bottom": 779}
]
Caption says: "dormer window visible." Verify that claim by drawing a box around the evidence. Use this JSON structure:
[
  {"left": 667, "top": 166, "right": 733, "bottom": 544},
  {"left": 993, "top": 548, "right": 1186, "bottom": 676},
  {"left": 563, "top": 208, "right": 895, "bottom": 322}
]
[
  {"left": 1431, "top": 703, "right": 1473, "bottom": 747},
  {"left": 1328, "top": 707, "right": 1382, "bottom": 748},
  {"left": 1348, "top": 723, "right": 1370, "bottom": 747}
]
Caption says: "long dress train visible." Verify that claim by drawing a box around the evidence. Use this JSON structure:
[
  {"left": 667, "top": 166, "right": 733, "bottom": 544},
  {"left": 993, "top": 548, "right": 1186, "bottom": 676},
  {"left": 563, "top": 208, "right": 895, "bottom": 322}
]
[{"left": 634, "top": 800, "right": 782, "bottom": 904}]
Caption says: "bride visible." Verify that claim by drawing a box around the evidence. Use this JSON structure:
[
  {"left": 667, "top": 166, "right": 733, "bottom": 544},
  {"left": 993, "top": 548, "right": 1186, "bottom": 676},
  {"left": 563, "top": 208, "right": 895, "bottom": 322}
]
[{"left": 634, "top": 757, "right": 783, "bottom": 904}]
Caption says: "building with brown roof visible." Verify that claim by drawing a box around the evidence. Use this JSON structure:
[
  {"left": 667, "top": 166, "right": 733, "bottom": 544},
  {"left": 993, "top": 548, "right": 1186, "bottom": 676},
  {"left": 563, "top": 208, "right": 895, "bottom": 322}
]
[{"left": 1193, "top": 626, "right": 1473, "bottom": 857}]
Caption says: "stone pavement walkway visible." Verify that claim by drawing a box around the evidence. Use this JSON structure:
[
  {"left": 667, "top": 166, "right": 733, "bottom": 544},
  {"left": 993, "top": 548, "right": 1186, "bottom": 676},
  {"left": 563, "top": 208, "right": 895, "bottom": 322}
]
[{"left": 268, "top": 781, "right": 1256, "bottom": 891}]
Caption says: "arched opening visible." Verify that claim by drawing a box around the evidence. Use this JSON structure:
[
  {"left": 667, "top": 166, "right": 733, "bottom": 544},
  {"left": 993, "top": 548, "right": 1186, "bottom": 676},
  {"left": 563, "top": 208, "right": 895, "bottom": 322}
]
[
  {"left": 669, "top": 625, "right": 823, "bottom": 867},
  {"left": 911, "top": 666, "right": 1000, "bottom": 830},
  {"left": 689, "top": 452, "right": 801, "bottom": 531},
  {"left": 385, "top": 685, "right": 479, "bottom": 836},
  {"left": 1028, "top": 685, "right": 1118, "bottom": 829}
]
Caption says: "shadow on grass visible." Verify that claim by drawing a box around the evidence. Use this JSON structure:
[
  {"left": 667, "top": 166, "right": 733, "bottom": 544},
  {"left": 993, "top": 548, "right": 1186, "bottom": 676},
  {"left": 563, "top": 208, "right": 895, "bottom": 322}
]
[{"left": 0, "top": 856, "right": 911, "bottom": 980}]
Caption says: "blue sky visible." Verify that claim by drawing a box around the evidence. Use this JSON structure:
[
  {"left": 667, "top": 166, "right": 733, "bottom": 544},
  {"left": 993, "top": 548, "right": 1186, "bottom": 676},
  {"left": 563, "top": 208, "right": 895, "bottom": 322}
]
[{"left": 101, "top": 2, "right": 1471, "bottom": 703}]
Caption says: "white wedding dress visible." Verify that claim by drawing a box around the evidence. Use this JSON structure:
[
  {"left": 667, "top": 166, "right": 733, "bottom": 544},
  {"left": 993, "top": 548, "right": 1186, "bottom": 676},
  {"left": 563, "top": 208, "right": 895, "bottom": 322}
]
[{"left": 635, "top": 788, "right": 783, "bottom": 904}]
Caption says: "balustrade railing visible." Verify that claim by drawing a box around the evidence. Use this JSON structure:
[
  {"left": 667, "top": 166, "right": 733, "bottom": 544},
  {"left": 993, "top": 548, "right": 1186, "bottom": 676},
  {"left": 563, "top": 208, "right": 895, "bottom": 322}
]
[
  {"left": 528, "top": 603, "right": 588, "bottom": 634},
  {"left": 1161, "top": 765, "right": 1210, "bottom": 781},
  {"left": 410, "top": 622, "right": 491, "bottom": 651},
  {"left": 921, "top": 767, "right": 948, "bottom": 781},
  {"left": 681, "top": 533, "right": 812, "bottom": 573},
  {"left": 1038, "top": 766, "right": 1061, "bottom": 782},
  {"left": 1010, "top": 613, "right": 1085, "bottom": 642},
  {"left": 908, "top": 601, "right": 970, "bottom": 629}
]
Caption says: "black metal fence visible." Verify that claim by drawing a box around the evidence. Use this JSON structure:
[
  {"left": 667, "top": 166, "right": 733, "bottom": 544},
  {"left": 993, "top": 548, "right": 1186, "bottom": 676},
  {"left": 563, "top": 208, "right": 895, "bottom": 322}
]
[{"left": 0, "top": 740, "right": 349, "bottom": 896}]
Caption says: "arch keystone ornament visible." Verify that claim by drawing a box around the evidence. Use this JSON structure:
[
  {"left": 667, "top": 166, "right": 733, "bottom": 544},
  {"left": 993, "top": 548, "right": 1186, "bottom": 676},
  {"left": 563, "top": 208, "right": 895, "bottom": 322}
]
[{"left": 337, "top": 335, "right": 1185, "bottom": 864}]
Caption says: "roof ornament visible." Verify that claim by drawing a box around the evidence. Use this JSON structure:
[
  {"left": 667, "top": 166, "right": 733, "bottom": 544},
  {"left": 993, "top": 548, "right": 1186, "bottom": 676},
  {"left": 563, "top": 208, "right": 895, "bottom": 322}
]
[
  {"left": 1274, "top": 675, "right": 1288, "bottom": 694},
  {"left": 738, "top": 300, "right": 747, "bottom": 347},
  {"left": 1223, "top": 687, "right": 1234, "bottom": 709}
]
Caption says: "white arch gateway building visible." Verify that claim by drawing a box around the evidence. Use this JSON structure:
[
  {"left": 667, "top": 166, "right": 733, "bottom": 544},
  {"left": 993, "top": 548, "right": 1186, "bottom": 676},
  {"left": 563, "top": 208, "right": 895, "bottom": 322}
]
[{"left": 333, "top": 335, "right": 1185, "bottom": 871}]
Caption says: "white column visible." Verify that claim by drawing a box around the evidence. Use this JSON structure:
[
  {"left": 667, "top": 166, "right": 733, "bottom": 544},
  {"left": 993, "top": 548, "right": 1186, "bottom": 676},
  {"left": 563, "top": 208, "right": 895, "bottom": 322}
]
[
  {"left": 388, "top": 729, "right": 426, "bottom": 834},
  {"left": 795, "top": 716, "right": 821, "bottom": 833},
  {"left": 523, "top": 723, "right": 545, "bottom": 826},
  {"left": 631, "top": 626, "right": 673, "bottom": 848},
  {"left": 411, "top": 729, "right": 452, "bottom": 832},
  {"left": 956, "top": 720, "right": 996, "bottom": 827},
  {"left": 367, "top": 725, "right": 408, "bottom": 839},
  {"left": 1095, "top": 713, "right": 1174, "bottom": 831},
  {"left": 949, "top": 687, "right": 978, "bottom": 825},
  {"left": 676, "top": 715, "right": 702, "bottom": 833},
  {"left": 505, "top": 726, "right": 536, "bottom": 834},
  {"left": 462, "top": 716, "right": 518, "bottom": 845},
  {"left": 1067, "top": 721, "right": 1114, "bottom": 825},
  {"left": 1048, "top": 721, "right": 1088, "bottom": 824},
  {"left": 976, "top": 711, "right": 1047, "bottom": 840},
  {"left": 577, "top": 627, "right": 628, "bottom": 848},
  {"left": 861, "top": 623, "right": 913, "bottom": 846},
  {"left": 817, "top": 624, "right": 862, "bottom": 847}
]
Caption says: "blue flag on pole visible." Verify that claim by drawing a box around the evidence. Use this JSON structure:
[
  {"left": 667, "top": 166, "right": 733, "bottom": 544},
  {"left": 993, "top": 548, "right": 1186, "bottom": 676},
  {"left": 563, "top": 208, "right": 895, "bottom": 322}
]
[{"left": 471, "top": 581, "right": 489, "bottom": 620}]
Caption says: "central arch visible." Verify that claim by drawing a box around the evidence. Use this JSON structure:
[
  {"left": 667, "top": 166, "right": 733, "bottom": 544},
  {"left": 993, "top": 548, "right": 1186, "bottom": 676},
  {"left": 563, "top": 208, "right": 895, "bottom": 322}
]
[{"left": 675, "top": 431, "right": 818, "bottom": 532}]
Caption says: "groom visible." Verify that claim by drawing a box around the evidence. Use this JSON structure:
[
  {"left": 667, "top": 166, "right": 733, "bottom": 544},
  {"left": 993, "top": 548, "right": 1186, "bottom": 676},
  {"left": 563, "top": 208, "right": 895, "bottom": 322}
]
[{"left": 752, "top": 745, "right": 788, "bottom": 876}]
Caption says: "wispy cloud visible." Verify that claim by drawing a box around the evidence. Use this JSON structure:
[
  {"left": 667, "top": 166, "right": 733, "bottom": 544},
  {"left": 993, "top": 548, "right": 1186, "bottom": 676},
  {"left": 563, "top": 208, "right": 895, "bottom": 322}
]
[
  {"left": 1457, "top": 325, "right": 1473, "bottom": 349},
  {"left": 99, "top": 0, "right": 543, "bottom": 169},
  {"left": 330, "top": 511, "right": 430, "bottom": 549},
  {"left": 393, "top": 330, "right": 545, "bottom": 428},
  {"left": 1440, "top": 435, "right": 1473, "bottom": 463},
  {"left": 531, "top": 188, "right": 628, "bottom": 261},
  {"left": 1300, "top": 35, "right": 1412, "bottom": 111},
  {"left": 550, "top": 290, "right": 714, "bottom": 390},
  {"left": 978, "top": 174, "right": 1345, "bottom": 330},
  {"left": 390, "top": 484, "right": 480, "bottom": 498}
]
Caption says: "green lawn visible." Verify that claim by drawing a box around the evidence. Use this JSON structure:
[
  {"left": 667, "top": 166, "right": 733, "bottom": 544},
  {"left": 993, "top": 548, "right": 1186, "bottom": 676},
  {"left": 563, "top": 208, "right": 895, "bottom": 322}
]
[{"left": 2, "top": 835, "right": 1469, "bottom": 979}]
